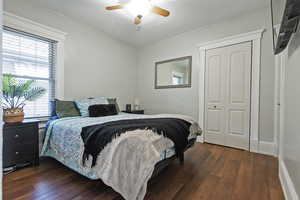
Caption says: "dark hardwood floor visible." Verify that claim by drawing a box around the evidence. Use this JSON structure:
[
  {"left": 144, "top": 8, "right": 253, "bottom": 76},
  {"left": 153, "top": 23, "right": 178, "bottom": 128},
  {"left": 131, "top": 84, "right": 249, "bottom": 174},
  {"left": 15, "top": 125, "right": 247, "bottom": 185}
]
[{"left": 3, "top": 143, "right": 285, "bottom": 200}]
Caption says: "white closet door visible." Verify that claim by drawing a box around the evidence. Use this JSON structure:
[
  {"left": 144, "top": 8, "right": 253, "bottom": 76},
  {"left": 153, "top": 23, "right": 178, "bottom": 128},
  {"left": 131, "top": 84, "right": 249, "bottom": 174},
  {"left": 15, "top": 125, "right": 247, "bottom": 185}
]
[
  {"left": 204, "top": 42, "right": 252, "bottom": 150},
  {"left": 204, "top": 47, "right": 226, "bottom": 146}
]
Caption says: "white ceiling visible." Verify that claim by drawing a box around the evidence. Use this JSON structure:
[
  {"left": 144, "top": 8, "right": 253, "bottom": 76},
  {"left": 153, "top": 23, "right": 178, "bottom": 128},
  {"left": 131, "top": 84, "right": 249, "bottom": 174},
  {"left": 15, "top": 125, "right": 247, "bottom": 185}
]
[{"left": 24, "top": 0, "right": 268, "bottom": 47}]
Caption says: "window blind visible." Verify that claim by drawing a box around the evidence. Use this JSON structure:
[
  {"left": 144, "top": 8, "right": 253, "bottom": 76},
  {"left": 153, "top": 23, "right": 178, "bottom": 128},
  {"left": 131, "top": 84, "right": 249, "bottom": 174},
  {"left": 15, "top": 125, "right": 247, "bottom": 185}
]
[{"left": 3, "top": 26, "right": 57, "bottom": 118}]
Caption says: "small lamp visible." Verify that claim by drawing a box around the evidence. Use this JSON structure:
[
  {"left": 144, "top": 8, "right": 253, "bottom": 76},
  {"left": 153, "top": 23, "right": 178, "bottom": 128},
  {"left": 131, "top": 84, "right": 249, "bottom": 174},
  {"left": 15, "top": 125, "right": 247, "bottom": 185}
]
[{"left": 134, "top": 98, "right": 140, "bottom": 110}]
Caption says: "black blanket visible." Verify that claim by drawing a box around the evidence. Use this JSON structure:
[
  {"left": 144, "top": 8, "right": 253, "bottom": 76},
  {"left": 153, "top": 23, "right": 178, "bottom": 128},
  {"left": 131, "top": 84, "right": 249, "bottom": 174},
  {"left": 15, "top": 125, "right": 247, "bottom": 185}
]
[{"left": 81, "top": 118, "right": 191, "bottom": 167}]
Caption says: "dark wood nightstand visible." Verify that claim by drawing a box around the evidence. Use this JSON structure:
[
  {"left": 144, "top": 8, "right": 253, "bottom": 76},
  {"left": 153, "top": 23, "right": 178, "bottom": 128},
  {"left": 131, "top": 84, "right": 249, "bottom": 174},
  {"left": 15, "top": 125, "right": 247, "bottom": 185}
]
[
  {"left": 122, "top": 110, "right": 145, "bottom": 114},
  {"left": 3, "top": 119, "right": 40, "bottom": 170}
]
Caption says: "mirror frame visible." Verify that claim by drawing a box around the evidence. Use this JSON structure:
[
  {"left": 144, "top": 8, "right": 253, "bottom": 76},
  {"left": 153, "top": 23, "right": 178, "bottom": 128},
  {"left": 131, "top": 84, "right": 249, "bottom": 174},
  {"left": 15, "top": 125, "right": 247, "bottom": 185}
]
[{"left": 155, "top": 56, "right": 192, "bottom": 89}]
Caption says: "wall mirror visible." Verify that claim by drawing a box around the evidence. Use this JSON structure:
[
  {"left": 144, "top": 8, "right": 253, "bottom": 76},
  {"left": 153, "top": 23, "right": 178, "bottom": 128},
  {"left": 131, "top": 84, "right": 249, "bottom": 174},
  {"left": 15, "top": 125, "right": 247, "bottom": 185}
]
[{"left": 155, "top": 56, "right": 192, "bottom": 89}]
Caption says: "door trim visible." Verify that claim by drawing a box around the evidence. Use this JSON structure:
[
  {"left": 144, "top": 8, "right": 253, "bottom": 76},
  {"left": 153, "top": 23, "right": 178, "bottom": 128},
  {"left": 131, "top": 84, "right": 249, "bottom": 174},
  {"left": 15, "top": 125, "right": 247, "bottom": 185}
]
[
  {"left": 277, "top": 49, "right": 287, "bottom": 159},
  {"left": 197, "top": 29, "right": 265, "bottom": 152},
  {"left": 274, "top": 25, "right": 286, "bottom": 158}
]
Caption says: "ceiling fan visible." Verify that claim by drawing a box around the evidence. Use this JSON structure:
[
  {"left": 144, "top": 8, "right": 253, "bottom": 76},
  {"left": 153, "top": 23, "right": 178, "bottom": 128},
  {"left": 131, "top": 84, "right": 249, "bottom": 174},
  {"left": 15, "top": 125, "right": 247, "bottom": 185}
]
[{"left": 106, "top": 0, "right": 170, "bottom": 25}]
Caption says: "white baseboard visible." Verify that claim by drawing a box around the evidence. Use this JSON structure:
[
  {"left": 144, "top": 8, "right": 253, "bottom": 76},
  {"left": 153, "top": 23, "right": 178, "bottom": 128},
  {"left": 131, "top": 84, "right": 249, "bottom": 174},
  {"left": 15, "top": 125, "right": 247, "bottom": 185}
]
[
  {"left": 201, "top": 138, "right": 277, "bottom": 156},
  {"left": 279, "top": 158, "right": 299, "bottom": 200},
  {"left": 250, "top": 139, "right": 277, "bottom": 156},
  {"left": 196, "top": 136, "right": 203, "bottom": 143},
  {"left": 259, "top": 141, "right": 278, "bottom": 156},
  {"left": 250, "top": 139, "right": 259, "bottom": 153}
]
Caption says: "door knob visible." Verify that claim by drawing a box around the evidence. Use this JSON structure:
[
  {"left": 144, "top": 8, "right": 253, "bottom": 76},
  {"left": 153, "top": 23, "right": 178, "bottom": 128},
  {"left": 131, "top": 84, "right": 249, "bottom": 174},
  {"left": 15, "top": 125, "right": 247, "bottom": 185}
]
[{"left": 214, "top": 105, "right": 217, "bottom": 109}]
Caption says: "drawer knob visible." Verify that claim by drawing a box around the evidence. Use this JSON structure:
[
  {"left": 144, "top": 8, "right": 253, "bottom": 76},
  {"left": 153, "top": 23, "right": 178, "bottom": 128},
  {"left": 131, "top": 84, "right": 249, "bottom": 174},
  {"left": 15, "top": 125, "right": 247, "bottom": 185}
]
[
  {"left": 15, "top": 134, "right": 19, "bottom": 138},
  {"left": 15, "top": 152, "right": 19, "bottom": 155}
]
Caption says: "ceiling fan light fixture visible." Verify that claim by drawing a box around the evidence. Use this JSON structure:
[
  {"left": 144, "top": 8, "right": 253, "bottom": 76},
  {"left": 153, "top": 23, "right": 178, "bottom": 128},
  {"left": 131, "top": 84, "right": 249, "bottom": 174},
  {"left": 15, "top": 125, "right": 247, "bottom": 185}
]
[{"left": 126, "top": 0, "right": 152, "bottom": 17}]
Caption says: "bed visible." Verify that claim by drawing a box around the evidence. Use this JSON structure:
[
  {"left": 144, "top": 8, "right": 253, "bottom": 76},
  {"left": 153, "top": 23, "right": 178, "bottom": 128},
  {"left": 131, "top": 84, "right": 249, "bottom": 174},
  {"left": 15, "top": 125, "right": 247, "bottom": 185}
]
[{"left": 41, "top": 112, "right": 201, "bottom": 200}]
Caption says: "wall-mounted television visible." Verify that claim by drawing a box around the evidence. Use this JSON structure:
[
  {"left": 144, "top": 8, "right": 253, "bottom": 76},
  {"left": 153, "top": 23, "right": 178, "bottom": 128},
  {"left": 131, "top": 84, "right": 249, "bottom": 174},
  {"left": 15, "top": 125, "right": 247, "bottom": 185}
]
[{"left": 271, "top": 0, "right": 300, "bottom": 55}]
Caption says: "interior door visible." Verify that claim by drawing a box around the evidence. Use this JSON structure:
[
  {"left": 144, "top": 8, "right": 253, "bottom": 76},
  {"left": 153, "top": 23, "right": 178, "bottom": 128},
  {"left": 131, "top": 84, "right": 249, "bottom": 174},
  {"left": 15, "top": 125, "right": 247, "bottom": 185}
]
[
  {"left": 274, "top": 53, "right": 282, "bottom": 153},
  {"left": 275, "top": 49, "right": 287, "bottom": 156},
  {"left": 204, "top": 47, "right": 226, "bottom": 146},
  {"left": 204, "top": 42, "right": 252, "bottom": 150}
]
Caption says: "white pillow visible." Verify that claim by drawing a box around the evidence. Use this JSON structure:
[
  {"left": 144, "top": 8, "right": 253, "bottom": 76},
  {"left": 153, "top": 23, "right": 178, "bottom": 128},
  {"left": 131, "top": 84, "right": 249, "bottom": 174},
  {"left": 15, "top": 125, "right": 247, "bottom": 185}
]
[{"left": 75, "top": 97, "right": 108, "bottom": 117}]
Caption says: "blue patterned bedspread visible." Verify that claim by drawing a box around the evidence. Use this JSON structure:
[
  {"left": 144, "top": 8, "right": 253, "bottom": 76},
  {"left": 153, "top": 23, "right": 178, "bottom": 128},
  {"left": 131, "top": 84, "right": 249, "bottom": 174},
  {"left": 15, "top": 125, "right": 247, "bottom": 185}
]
[{"left": 41, "top": 113, "right": 197, "bottom": 180}]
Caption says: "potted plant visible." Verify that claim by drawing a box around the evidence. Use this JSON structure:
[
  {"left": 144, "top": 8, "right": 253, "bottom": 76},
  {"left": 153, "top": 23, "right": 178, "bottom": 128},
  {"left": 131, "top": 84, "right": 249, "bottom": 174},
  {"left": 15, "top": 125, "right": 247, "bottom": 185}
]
[{"left": 2, "top": 74, "right": 46, "bottom": 123}]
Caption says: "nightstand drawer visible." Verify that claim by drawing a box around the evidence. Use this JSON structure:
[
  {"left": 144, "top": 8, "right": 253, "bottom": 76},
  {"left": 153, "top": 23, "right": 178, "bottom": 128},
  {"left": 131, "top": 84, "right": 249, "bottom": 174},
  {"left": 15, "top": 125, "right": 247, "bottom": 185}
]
[
  {"left": 3, "top": 120, "right": 40, "bottom": 169},
  {"left": 15, "top": 144, "right": 35, "bottom": 162},
  {"left": 4, "top": 126, "right": 35, "bottom": 144},
  {"left": 3, "top": 145, "right": 16, "bottom": 167},
  {"left": 132, "top": 110, "right": 144, "bottom": 114},
  {"left": 122, "top": 110, "right": 144, "bottom": 114},
  {"left": 3, "top": 144, "right": 35, "bottom": 168}
]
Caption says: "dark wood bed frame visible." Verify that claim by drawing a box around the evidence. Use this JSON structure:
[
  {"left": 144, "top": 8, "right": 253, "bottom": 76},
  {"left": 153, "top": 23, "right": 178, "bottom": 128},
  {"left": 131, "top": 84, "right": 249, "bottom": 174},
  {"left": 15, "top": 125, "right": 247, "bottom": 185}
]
[{"left": 150, "top": 138, "right": 196, "bottom": 179}]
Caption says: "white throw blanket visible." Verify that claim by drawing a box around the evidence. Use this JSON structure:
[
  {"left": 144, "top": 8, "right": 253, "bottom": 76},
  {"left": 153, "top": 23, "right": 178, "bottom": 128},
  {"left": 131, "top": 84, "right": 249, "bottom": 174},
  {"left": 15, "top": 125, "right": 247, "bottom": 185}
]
[{"left": 82, "top": 129, "right": 174, "bottom": 200}]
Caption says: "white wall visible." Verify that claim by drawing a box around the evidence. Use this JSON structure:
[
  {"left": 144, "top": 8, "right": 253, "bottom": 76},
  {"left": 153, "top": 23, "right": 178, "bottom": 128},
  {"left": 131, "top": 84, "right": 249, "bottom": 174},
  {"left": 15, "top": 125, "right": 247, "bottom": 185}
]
[
  {"left": 4, "top": 0, "right": 275, "bottom": 143},
  {"left": 4, "top": 0, "right": 138, "bottom": 110},
  {"left": 136, "top": 8, "right": 275, "bottom": 142},
  {"left": 281, "top": 29, "right": 300, "bottom": 198}
]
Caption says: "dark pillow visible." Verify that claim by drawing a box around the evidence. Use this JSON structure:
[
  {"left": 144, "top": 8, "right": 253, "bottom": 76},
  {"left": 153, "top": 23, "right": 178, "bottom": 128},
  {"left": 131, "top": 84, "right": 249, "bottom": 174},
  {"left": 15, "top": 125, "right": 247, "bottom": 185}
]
[
  {"left": 55, "top": 99, "right": 81, "bottom": 118},
  {"left": 88, "top": 104, "right": 118, "bottom": 117},
  {"left": 107, "top": 98, "right": 120, "bottom": 113}
]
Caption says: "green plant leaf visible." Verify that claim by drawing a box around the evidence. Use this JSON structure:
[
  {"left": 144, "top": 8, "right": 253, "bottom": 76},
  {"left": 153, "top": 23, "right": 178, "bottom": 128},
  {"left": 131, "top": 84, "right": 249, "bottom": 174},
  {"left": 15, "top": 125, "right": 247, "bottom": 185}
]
[
  {"left": 2, "top": 74, "right": 47, "bottom": 109},
  {"left": 24, "top": 87, "right": 47, "bottom": 101}
]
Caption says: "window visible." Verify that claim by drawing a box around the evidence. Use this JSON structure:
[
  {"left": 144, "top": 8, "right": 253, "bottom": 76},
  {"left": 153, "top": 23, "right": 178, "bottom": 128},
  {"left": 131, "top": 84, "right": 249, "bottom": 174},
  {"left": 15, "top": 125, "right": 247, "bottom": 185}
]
[
  {"left": 2, "top": 27, "right": 57, "bottom": 118},
  {"left": 172, "top": 75, "right": 183, "bottom": 85},
  {"left": 172, "top": 72, "right": 184, "bottom": 85}
]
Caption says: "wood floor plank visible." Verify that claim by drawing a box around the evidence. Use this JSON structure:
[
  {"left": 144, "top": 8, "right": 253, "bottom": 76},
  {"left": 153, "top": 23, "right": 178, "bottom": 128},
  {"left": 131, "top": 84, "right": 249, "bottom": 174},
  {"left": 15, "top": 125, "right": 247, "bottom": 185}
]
[
  {"left": 145, "top": 145, "right": 210, "bottom": 200},
  {"left": 173, "top": 144, "right": 226, "bottom": 200},
  {"left": 250, "top": 153, "right": 271, "bottom": 200},
  {"left": 209, "top": 149, "right": 241, "bottom": 200},
  {"left": 231, "top": 151, "right": 253, "bottom": 200},
  {"left": 266, "top": 156, "right": 285, "bottom": 200},
  {"left": 192, "top": 175, "right": 220, "bottom": 200},
  {"left": 3, "top": 143, "right": 285, "bottom": 200}
]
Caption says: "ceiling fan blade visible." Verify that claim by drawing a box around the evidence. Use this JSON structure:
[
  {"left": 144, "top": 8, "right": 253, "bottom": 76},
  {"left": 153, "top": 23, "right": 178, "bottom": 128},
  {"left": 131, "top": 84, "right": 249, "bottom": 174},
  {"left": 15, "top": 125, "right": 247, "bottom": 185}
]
[
  {"left": 134, "top": 15, "right": 142, "bottom": 25},
  {"left": 106, "top": 5, "right": 124, "bottom": 10},
  {"left": 151, "top": 6, "right": 170, "bottom": 17}
]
